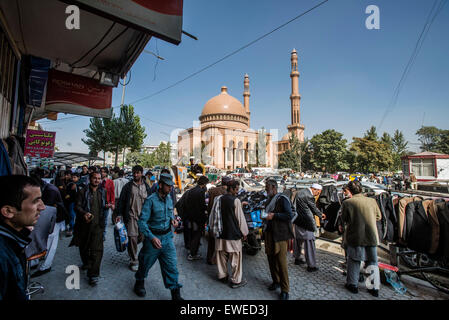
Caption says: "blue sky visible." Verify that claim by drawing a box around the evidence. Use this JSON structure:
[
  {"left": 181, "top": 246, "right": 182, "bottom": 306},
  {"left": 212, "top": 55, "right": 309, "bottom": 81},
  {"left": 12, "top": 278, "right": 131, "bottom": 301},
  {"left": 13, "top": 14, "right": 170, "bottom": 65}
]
[{"left": 40, "top": 0, "right": 449, "bottom": 153}]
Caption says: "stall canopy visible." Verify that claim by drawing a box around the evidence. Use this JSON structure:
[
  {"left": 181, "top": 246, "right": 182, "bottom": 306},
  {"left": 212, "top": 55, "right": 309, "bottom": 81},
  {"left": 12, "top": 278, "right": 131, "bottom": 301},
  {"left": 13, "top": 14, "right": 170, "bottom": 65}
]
[{"left": 47, "top": 152, "right": 104, "bottom": 166}]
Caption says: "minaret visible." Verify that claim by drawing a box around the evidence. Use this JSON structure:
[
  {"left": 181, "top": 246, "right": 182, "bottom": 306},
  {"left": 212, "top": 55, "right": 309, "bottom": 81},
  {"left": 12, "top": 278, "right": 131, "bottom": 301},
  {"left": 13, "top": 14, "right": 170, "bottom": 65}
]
[
  {"left": 287, "top": 49, "right": 305, "bottom": 142},
  {"left": 243, "top": 73, "right": 250, "bottom": 127}
]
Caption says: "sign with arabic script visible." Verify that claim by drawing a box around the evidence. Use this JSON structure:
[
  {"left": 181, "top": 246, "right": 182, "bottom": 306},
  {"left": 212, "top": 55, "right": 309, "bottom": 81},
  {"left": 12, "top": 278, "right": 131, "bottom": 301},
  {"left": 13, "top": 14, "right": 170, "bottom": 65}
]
[{"left": 24, "top": 130, "right": 56, "bottom": 158}]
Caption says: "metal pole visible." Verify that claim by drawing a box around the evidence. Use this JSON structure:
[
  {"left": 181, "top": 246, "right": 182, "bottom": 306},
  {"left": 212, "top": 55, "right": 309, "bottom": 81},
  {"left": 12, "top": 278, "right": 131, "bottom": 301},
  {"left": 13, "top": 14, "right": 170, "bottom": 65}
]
[{"left": 120, "top": 74, "right": 127, "bottom": 106}]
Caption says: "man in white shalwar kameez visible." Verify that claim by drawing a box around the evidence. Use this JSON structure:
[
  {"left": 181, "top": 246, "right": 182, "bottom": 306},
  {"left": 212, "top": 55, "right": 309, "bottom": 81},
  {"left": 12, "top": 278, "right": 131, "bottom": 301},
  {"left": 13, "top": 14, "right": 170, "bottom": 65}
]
[{"left": 213, "top": 180, "right": 249, "bottom": 288}]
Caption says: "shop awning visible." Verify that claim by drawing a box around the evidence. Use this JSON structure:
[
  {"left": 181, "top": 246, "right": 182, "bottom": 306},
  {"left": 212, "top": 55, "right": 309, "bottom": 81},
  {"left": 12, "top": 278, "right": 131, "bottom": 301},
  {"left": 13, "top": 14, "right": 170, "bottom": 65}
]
[{"left": 35, "top": 152, "right": 104, "bottom": 166}]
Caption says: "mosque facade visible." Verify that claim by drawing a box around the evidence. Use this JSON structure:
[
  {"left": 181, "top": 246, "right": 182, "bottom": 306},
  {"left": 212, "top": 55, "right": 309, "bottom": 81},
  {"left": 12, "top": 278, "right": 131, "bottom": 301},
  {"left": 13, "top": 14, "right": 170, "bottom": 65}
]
[{"left": 177, "top": 49, "right": 303, "bottom": 170}]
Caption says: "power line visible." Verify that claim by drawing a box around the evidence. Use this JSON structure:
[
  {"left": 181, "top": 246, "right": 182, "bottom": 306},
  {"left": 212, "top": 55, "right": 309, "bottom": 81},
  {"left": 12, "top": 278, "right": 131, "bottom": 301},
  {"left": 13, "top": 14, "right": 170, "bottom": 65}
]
[
  {"left": 73, "top": 26, "right": 129, "bottom": 70},
  {"left": 37, "top": 1, "right": 330, "bottom": 126},
  {"left": 378, "top": 0, "right": 447, "bottom": 130},
  {"left": 127, "top": 0, "right": 330, "bottom": 106},
  {"left": 70, "top": 22, "right": 116, "bottom": 67}
]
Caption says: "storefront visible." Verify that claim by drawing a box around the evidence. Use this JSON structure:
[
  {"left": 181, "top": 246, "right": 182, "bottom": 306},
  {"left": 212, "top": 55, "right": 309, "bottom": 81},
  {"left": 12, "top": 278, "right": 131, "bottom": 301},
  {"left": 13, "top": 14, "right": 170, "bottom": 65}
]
[
  {"left": 401, "top": 152, "right": 449, "bottom": 182},
  {"left": 0, "top": 0, "right": 184, "bottom": 176}
]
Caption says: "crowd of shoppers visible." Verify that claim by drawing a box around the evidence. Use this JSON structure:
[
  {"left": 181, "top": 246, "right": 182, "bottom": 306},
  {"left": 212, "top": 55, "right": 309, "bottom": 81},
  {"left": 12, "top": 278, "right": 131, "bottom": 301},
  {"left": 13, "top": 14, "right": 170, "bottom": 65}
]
[{"left": 1, "top": 164, "right": 386, "bottom": 301}]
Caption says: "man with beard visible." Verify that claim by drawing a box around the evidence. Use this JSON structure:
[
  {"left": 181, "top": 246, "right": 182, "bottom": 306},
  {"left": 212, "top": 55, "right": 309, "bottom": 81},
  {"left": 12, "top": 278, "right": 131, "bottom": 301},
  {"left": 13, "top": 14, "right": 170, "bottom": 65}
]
[
  {"left": 100, "top": 167, "right": 115, "bottom": 240},
  {"left": 0, "top": 175, "right": 45, "bottom": 300},
  {"left": 205, "top": 176, "right": 231, "bottom": 265},
  {"left": 70, "top": 172, "right": 107, "bottom": 286},
  {"left": 117, "top": 165, "right": 151, "bottom": 271},
  {"left": 213, "top": 179, "right": 249, "bottom": 288},
  {"left": 262, "top": 179, "right": 294, "bottom": 300}
]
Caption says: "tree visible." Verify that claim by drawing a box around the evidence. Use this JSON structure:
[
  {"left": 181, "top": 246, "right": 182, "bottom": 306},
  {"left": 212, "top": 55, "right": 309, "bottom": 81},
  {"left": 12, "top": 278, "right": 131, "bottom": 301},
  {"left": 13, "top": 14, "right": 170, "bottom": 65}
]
[
  {"left": 350, "top": 137, "right": 394, "bottom": 173},
  {"left": 440, "top": 130, "right": 449, "bottom": 154},
  {"left": 308, "top": 129, "right": 349, "bottom": 172},
  {"left": 82, "top": 104, "right": 147, "bottom": 167},
  {"left": 391, "top": 130, "right": 408, "bottom": 170},
  {"left": 416, "top": 126, "right": 442, "bottom": 152},
  {"left": 381, "top": 132, "right": 393, "bottom": 147},
  {"left": 125, "top": 151, "right": 155, "bottom": 168},
  {"left": 364, "top": 126, "right": 378, "bottom": 141},
  {"left": 153, "top": 142, "right": 172, "bottom": 168},
  {"left": 278, "top": 133, "right": 302, "bottom": 171},
  {"left": 82, "top": 117, "right": 110, "bottom": 160}
]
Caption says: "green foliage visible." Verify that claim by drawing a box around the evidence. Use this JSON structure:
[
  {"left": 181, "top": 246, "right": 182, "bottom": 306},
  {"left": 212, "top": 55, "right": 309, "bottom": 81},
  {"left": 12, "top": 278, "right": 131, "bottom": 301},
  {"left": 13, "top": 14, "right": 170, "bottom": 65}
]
[
  {"left": 153, "top": 142, "right": 172, "bottom": 168},
  {"left": 308, "top": 129, "right": 349, "bottom": 172},
  {"left": 82, "top": 118, "right": 109, "bottom": 155},
  {"left": 82, "top": 104, "right": 146, "bottom": 167},
  {"left": 391, "top": 130, "right": 408, "bottom": 170},
  {"left": 364, "top": 126, "right": 378, "bottom": 141},
  {"left": 416, "top": 126, "right": 449, "bottom": 153},
  {"left": 440, "top": 130, "right": 449, "bottom": 154},
  {"left": 381, "top": 132, "right": 392, "bottom": 147},
  {"left": 125, "top": 142, "right": 171, "bottom": 168},
  {"left": 350, "top": 137, "right": 394, "bottom": 173},
  {"left": 278, "top": 133, "right": 302, "bottom": 171}
]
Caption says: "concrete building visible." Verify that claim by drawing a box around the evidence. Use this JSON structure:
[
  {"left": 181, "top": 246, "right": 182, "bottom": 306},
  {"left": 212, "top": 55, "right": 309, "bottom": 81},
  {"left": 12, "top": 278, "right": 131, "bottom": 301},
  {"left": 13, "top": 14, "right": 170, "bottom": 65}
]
[{"left": 402, "top": 152, "right": 449, "bottom": 181}]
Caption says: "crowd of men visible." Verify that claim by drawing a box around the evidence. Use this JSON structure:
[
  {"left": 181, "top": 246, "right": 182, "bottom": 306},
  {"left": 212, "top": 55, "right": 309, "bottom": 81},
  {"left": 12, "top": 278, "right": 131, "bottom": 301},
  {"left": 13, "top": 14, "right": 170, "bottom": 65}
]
[{"left": 0, "top": 163, "right": 383, "bottom": 300}]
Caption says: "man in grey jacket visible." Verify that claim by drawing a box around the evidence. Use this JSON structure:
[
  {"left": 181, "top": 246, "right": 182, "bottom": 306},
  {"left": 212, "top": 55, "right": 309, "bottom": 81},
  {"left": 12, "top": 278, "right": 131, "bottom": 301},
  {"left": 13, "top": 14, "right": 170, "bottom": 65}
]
[
  {"left": 293, "top": 183, "right": 325, "bottom": 272},
  {"left": 341, "top": 180, "right": 382, "bottom": 297}
]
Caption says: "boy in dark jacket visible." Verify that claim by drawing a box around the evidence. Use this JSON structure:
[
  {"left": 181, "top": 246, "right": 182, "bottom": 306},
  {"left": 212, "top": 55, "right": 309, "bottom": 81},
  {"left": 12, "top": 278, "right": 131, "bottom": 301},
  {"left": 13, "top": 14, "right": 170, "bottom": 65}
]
[{"left": 0, "top": 175, "right": 45, "bottom": 300}]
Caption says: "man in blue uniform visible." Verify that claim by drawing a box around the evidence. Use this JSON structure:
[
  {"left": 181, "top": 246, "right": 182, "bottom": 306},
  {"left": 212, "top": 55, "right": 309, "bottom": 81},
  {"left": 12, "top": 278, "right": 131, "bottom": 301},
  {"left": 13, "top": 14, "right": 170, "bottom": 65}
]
[{"left": 133, "top": 173, "right": 183, "bottom": 300}]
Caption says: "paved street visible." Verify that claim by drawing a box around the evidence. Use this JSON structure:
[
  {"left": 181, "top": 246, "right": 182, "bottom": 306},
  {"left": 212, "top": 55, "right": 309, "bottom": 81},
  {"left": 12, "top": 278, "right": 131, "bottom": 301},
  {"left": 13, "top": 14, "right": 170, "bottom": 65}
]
[{"left": 32, "top": 224, "right": 449, "bottom": 300}]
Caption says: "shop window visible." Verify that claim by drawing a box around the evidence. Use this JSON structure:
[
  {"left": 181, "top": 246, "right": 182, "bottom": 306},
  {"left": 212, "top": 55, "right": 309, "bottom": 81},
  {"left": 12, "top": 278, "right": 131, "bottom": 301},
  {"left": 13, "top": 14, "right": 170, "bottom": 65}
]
[{"left": 411, "top": 158, "right": 435, "bottom": 177}]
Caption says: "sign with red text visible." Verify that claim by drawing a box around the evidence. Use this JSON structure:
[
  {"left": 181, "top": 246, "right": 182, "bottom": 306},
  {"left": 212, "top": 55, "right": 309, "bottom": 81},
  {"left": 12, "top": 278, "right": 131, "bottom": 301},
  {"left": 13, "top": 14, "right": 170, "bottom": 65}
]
[
  {"left": 45, "top": 69, "right": 113, "bottom": 118},
  {"left": 24, "top": 130, "right": 56, "bottom": 158}
]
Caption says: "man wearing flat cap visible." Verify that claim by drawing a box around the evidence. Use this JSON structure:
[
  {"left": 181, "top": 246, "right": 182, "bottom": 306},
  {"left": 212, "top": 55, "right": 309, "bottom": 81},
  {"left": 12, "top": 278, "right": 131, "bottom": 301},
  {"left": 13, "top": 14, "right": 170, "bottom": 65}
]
[
  {"left": 133, "top": 173, "right": 183, "bottom": 300},
  {"left": 293, "top": 183, "right": 325, "bottom": 272}
]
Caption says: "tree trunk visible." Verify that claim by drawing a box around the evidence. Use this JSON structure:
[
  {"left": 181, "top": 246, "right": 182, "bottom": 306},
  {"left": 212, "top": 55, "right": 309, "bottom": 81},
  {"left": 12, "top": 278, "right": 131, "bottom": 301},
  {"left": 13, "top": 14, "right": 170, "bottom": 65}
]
[
  {"left": 122, "top": 148, "right": 126, "bottom": 167},
  {"left": 103, "top": 151, "right": 106, "bottom": 167},
  {"left": 115, "top": 146, "right": 119, "bottom": 167}
]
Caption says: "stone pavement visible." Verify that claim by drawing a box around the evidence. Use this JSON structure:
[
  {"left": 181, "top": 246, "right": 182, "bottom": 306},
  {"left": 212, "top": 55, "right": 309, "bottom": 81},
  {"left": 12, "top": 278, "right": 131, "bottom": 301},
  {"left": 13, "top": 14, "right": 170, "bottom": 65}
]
[{"left": 31, "top": 224, "right": 449, "bottom": 300}]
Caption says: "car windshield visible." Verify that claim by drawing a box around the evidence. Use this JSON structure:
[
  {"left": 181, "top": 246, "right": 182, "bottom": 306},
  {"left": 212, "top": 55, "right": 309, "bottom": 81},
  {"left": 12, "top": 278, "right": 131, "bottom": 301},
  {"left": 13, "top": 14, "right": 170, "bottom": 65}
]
[{"left": 244, "top": 179, "right": 262, "bottom": 187}]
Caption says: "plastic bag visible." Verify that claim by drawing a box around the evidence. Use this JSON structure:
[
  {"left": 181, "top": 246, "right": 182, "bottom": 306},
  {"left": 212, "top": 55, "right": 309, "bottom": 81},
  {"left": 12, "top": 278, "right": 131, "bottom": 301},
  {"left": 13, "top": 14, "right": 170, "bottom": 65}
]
[
  {"left": 114, "top": 220, "right": 128, "bottom": 252},
  {"left": 384, "top": 269, "right": 407, "bottom": 294}
]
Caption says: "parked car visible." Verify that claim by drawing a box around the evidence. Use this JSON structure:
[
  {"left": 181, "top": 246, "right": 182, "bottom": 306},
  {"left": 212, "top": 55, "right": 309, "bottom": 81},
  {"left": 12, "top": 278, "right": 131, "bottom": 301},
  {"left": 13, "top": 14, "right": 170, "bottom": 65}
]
[
  {"left": 239, "top": 178, "right": 265, "bottom": 192},
  {"left": 259, "top": 175, "right": 284, "bottom": 186}
]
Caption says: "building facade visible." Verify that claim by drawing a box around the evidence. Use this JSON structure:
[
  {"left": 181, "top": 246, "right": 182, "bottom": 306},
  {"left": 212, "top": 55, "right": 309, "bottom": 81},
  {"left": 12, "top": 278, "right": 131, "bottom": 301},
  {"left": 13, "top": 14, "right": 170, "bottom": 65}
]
[{"left": 177, "top": 75, "right": 274, "bottom": 170}]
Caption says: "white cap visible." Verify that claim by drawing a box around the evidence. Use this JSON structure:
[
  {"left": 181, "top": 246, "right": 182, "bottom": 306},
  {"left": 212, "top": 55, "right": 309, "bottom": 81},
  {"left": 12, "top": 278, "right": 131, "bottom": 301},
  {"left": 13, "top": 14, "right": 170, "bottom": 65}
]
[{"left": 311, "top": 183, "right": 322, "bottom": 190}]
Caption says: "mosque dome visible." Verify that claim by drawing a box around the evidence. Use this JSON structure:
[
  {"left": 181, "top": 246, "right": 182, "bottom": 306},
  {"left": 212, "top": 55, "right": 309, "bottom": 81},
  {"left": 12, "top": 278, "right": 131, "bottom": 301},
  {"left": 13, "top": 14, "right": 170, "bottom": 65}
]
[{"left": 199, "top": 86, "right": 249, "bottom": 129}]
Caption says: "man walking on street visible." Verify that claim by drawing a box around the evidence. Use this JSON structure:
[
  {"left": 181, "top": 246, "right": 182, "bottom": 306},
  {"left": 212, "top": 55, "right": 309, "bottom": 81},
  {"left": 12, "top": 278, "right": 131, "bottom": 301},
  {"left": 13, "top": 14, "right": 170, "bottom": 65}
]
[
  {"left": 133, "top": 173, "right": 183, "bottom": 300},
  {"left": 100, "top": 167, "right": 115, "bottom": 239},
  {"left": 212, "top": 179, "right": 249, "bottom": 288},
  {"left": 263, "top": 179, "right": 294, "bottom": 300},
  {"left": 341, "top": 180, "right": 382, "bottom": 297},
  {"left": 0, "top": 175, "right": 45, "bottom": 300},
  {"left": 117, "top": 165, "right": 151, "bottom": 271},
  {"left": 29, "top": 169, "right": 68, "bottom": 278},
  {"left": 70, "top": 172, "right": 108, "bottom": 286},
  {"left": 293, "top": 183, "right": 325, "bottom": 272},
  {"left": 206, "top": 176, "right": 230, "bottom": 265},
  {"left": 184, "top": 175, "right": 209, "bottom": 261}
]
